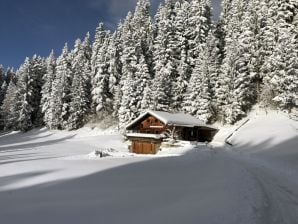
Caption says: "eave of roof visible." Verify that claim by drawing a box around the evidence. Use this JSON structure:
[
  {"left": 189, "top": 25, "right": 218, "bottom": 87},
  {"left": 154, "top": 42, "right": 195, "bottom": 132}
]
[{"left": 126, "top": 110, "right": 217, "bottom": 130}]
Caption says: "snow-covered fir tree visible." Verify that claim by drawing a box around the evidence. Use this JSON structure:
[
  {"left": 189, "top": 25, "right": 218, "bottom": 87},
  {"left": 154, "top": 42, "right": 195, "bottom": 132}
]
[
  {"left": 91, "top": 23, "right": 108, "bottom": 69},
  {"left": 152, "top": 0, "right": 178, "bottom": 111},
  {"left": 81, "top": 32, "right": 92, "bottom": 101},
  {"left": 68, "top": 36, "right": 92, "bottom": 130},
  {"left": 4, "top": 68, "right": 17, "bottom": 85},
  {"left": 216, "top": 0, "right": 258, "bottom": 123},
  {"left": 184, "top": 30, "right": 220, "bottom": 123},
  {"left": 131, "top": 0, "right": 154, "bottom": 73},
  {"left": 50, "top": 43, "right": 72, "bottom": 129},
  {"left": 107, "top": 33, "right": 122, "bottom": 112},
  {"left": 0, "top": 80, "right": 8, "bottom": 129},
  {"left": 0, "top": 65, "right": 6, "bottom": 109},
  {"left": 0, "top": 81, "right": 8, "bottom": 107},
  {"left": 184, "top": 54, "right": 212, "bottom": 123},
  {"left": 186, "top": 0, "right": 212, "bottom": 66},
  {"left": 171, "top": 0, "right": 191, "bottom": 111},
  {"left": 13, "top": 58, "right": 34, "bottom": 131},
  {"left": 135, "top": 54, "right": 152, "bottom": 111},
  {"left": 117, "top": 0, "right": 154, "bottom": 126},
  {"left": 91, "top": 26, "right": 113, "bottom": 118},
  {"left": 0, "top": 67, "right": 16, "bottom": 129},
  {"left": 264, "top": 2, "right": 298, "bottom": 109},
  {"left": 216, "top": 41, "right": 243, "bottom": 124},
  {"left": 8, "top": 56, "right": 46, "bottom": 131},
  {"left": 0, "top": 81, "right": 17, "bottom": 130},
  {"left": 29, "top": 55, "right": 47, "bottom": 126},
  {"left": 118, "top": 13, "right": 139, "bottom": 126},
  {"left": 140, "top": 82, "right": 153, "bottom": 112},
  {"left": 0, "top": 65, "right": 4, "bottom": 88},
  {"left": 41, "top": 50, "right": 56, "bottom": 128},
  {"left": 112, "top": 84, "right": 122, "bottom": 119}
]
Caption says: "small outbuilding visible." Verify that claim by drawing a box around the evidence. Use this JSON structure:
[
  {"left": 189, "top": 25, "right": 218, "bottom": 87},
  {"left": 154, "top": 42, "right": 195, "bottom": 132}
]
[{"left": 125, "top": 110, "right": 218, "bottom": 154}]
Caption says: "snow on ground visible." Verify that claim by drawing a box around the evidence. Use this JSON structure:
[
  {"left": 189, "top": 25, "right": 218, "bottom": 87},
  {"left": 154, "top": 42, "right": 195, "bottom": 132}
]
[
  {"left": 230, "top": 110, "right": 298, "bottom": 147},
  {"left": 0, "top": 127, "right": 198, "bottom": 191},
  {"left": 0, "top": 110, "right": 298, "bottom": 224}
]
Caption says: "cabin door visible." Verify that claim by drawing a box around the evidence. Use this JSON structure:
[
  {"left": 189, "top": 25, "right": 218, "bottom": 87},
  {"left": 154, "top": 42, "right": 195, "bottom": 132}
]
[{"left": 133, "top": 141, "right": 155, "bottom": 154}]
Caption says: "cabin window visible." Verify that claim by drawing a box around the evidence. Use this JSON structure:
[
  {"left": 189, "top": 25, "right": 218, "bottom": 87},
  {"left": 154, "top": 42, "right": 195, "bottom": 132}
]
[
  {"left": 155, "top": 119, "right": 158, "bottom": 123},
  {"left": 140, "top": 124, "right": 143, "bottom": 128}
]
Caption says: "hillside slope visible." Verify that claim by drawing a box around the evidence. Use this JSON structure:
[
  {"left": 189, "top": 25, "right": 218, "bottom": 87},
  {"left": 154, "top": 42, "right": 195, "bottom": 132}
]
[
  {"left": 0, "top": 112, "right": 298, "bottom": 224},
  {"left": 230, "top": 111, "right": 298, "bottom": 173}
]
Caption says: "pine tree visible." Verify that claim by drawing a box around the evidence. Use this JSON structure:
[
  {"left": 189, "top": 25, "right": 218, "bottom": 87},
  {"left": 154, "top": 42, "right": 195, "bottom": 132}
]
[
  {"left": 68, "top": 66, "right": 90, "bottom": 130},
  {"left": 136, "top": 54, "right": 151, "bottom": 111},
  {"left": 152, "top": 0, "right": 178, "bottom": 111},
  {"left": 271, "top": 32, "right": 298, "bottom": 109},
  {"left": 0, "top": 65, "right": 4, "bottom": 89},
  {"left": 266, "top": 19, "right": 298, "bottom": 109},
  {"left": 233, "top": 3, "right": 258, "bottom": 110},
  {"left": 29, "top": 55, "right": 46, "bottom": 126},
  {"left": 107, "top": 33, "right": 122, "bottom": 111},
  {"left": 140, "top": 82, "right": 153, "bottom": 112},
  {"left": 0, "top": 65, "right": 6, "bottom": 125},
  {"left": 7, "top": 56, "right": 46, "bottom": 131},
  {"left": 118, "top": 71, "right": 138, "bottom": 127},
  {"left": 0, "top": 67, "right": 17, "bottom": 129},
  {"left": 261, "top": 0, "right": 298, "bottom": 109},
  {"left": 171, "top": 0, "right": 191, "bottom": 111},
  {"left": 257, "top": 0, "right": 279, "bottom": 84},
  {"left": 51, "top": 43, "right": 72, "bottom": 129},
  {"left": 118, "top": 15, "right": 139, "bottom": 126},
  {"left": 184, "top": 30, "right": 220, "bottom": 123},
  {"left": 186, "top": 0, "right": 212, "bottom": 66},
  {"left": 68, "top": 37, "right": 92, "bottom": 129},
  {"left": 81, "top": 32, "right": 92, "bottom": 106},
  {"left": 216, "top": 0, "right": 257, "bottom": 123},
  {"left": 91, "top": 31, "right": 113, "bottom": 117},
  {"left": 132, "top": 0, "right": 154, "bottom": 73},
  {"left": 0, "top": 81, "right": 7, "bottom": 107},
  {"left": 0, "top": 82, "right": 8, "bottom": 129},
  {"left": 117, "top": 0, "right": 154, "bottom": 125},
  {"left": 112, "top": 84, "right": 122, "bottom": 119},
  {"left": 110, "top": 21, "right": 129, "bottom": 120},
  {"left": 91, "top": 23, "right": 109, "bottom": 70},
  {"left": 41, "top": 50, "right": 56, "bottom": 128},
  {"left": 1, "top": 81, "right": 18, "bottom": 130},
  {"left": 184, "top": 57, "right": 212, "bottom": 123},
  {"left": 91, "top": 23, "right": 119, "bottom": 121},
  {"left": 5, "top": 68, "right": 17, "bottom": 85},
  {"left": 13, "top": 58, "right": 33, "bottom": 131}
]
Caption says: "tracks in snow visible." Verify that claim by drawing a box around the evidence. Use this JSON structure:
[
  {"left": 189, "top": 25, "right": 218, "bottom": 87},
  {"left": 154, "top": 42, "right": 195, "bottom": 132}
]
[{"left": 232, "top": 154, "right": 298, "bottom": 224}]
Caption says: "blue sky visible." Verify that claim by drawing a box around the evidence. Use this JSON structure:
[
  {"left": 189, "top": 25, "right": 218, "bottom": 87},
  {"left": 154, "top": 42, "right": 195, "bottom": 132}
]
[{"left": 0, "top": 0, "right": 222, "bottom": 69}]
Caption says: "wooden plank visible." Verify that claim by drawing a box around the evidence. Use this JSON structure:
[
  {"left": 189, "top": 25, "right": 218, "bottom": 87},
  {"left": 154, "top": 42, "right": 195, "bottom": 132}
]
[
  {"left": 131, "top": 140, "right": 158, "bottom": 154},
  {"left": 139, "top": 115, "right": 166, "bottom": 134}
]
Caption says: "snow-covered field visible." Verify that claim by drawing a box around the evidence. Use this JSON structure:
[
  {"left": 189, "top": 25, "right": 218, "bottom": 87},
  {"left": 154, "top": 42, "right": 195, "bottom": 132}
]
[{"left": 1, "top": 111, "right": 298, "bottom": 224}]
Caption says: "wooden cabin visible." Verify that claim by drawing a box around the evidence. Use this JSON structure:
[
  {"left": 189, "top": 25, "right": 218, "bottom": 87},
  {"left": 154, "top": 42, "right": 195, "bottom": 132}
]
[{"left": 125, "top": 110, "right": 218, "bottom": 154}]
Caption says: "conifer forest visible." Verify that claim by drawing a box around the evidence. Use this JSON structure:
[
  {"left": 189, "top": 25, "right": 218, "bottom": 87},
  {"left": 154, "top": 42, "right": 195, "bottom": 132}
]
[{"left": 0, "top": 0, "right": 297, "bottom": 131}]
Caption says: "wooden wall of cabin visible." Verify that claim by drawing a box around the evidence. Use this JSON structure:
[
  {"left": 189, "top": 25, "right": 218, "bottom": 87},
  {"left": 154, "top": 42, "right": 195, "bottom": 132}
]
[
  {"left": 128, "top": 137, "right": 162, "bottom": 154},
  {"left": 139, "top": 116, "right": 166, "bottom": 134}
]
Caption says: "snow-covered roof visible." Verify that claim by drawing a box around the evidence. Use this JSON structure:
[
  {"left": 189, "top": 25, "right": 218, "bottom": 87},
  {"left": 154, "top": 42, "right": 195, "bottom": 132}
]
[{"left": 126, "top": 110, "right": 217, "bottom": 130}]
